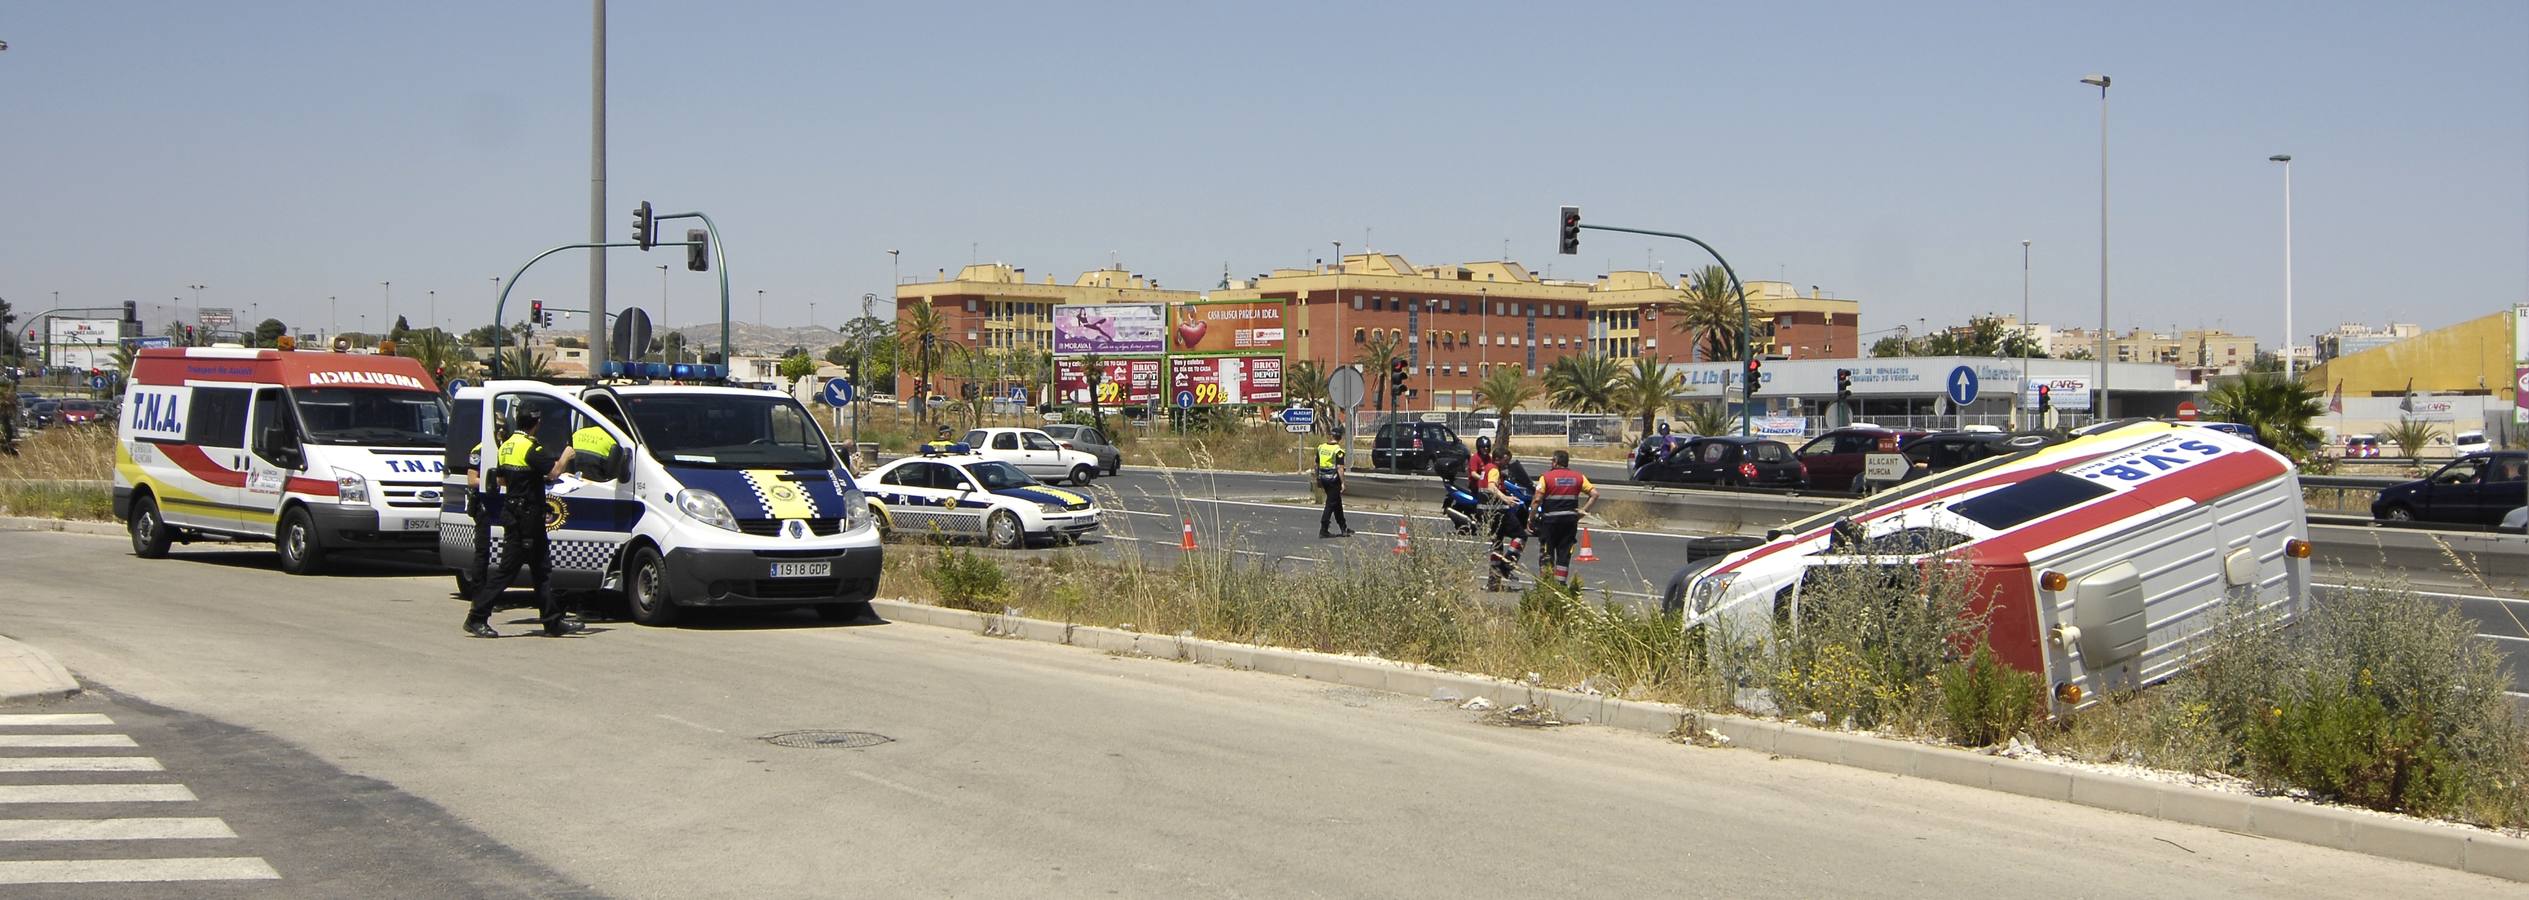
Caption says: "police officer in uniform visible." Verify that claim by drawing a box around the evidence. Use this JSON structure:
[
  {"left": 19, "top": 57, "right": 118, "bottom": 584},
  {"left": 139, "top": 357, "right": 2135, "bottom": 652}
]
[
  {"left": 465, "top": 407, "right": 574, "bottom": 638},
  {"left": 1316, "top": 426, "right": 1351, "bottom": 538},
  {"left": 1534, "top": 450, "right": 1599, "bottom": 582},
  {"left": 923, "top": 424, "right": 959, "bottom": 454}
]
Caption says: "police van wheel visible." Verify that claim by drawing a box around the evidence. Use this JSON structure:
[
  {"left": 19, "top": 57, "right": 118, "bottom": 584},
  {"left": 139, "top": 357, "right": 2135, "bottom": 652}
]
[
  {"left": 986, "top": 511, "right": 1024, "bottom": 549},
  {"left": 129, "top": 496, "right": 173, "bottom": 559},
  {"left": 276, "top": 507, "right": 326, "bottom": 576},
  {"left": 1069, "top": 465, "right": 1096, "bottom": 487},
  {"left": 624, "top": 546, "right": 681, "bottom": 626}
]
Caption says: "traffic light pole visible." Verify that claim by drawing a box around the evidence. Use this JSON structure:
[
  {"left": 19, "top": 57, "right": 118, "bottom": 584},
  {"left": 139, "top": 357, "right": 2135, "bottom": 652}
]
[
  {"left": 652, "top": 211, "right": 731, "bottom": 369},
  {"left": 1576, "top": 223, "right": 1753, "bottom": 435},
  {"left": 490, "top": 240, "right": 682, "bottom": 377},
  {"left": 488, "top": 214, "right": 722, "bottom": 379}
]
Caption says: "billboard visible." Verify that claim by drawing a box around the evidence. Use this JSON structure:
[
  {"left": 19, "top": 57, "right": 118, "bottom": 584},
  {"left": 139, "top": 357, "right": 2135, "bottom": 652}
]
[
  {"left": 1052, "top": 303, "right": 1165, "bottom": 355},
  {"left": 1056, "top": 357, "right": 1163, "bottom": 405},
  {"left": 197, "top": 307, "right": 235, "bottom": 330},
  {"left": 1168, "top": 301, "right": 1286, "bottom": 354},
  {"left": 2022, "top": 376, "right": 2094, "bottom": 412},
  {"left": 1170, "top": 355, "right": 1284, "bottom": 405}
]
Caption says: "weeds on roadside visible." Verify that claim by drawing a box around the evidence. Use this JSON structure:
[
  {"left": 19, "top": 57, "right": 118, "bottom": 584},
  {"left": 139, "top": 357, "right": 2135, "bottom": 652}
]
[{"left": 0, "top": 427, "right": 117, "bottom": 520}]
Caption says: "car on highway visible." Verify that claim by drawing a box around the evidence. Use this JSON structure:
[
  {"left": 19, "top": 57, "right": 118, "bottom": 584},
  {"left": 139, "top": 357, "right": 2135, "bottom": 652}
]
[
  {"left": 2370, "top": 451, "right": 2528, "bottom": 527},
  {"left": 862, "top": 452, "right": 1101, "bottom": 548},
  {"left": 1795, "top": 426, "right": 1929, "bottom": 492},
  {"left": 53, "top": 398, "right": 105, "bottom": 426},
  {"left": 24, "top": 399, "right": 60, "bottom": 429},
  {"left": 962, "top": 427, "right": 1103, "bottom": 485},
  {"left": 1667, "top": 420, "right": 2313, "bottom": 718},
  {"left": 1637, "top": 435, "right": 1805, "bottom": 488},
  {"left": 1630, "top": 432, "right": 1696, "bottom": 478},
  {"left": 1894, "top": 431, "right": 2050, "bottom": 484},
  {"left": 2343, "top": 434, "right": 2381, "bottom": 459},
  {"left": 2454, "top": 430, "right": 2490, "bottom": 455},
  {"left": 440, "top": 379, "right": 882, "bottom": 625},
  {"left": 1041, "top": 423, "right": 1122, "bottom": 477},
  {"left": 1369, "top": 420, "right": 1469, "bottom": 479}
]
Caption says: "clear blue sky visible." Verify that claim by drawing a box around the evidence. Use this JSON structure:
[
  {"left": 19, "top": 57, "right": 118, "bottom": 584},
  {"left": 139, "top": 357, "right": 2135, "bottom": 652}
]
[{"left": 3, "top": 0, "right": 2522, "bottom": 350}]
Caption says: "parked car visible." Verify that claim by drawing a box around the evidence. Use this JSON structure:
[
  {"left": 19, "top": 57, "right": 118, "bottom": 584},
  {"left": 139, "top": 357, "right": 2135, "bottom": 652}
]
[
  {"left": 25, "top": 400, "right": 60, "bottom": 429},
  {"left": 2371, "top": 451, "right": 2529, "bottom": 527},
  {"left": 862, "top": 453, "right": 1102, "bottom": 548},
  {"left": 2343, "top": 434, "right": 2381, "bottom": 459},
  {"left": 1041, "top": 423, "right": 1121, "bottom": 476},
  {"left": 869, "top": 393, "right": 898, "bottom": 407},
  {"left": 2454, "top": 430, "right": 2491, "bottom": 455},
  {"left": 1369, "top": 421, "right": 1469, "bottom": 478},
  {"left": 53, "top": 398, "right": 104, "bottom": 426},
  {"left": 1795, "top": 427, "right": 1930, "bottom": 491},
  {"left": 1893, "top": 431, "right": 2054, "bottom": 484},
  {"left": 1630, "top": 433, "right": 1696, "bottom": 478},
  {"left": 1638, "top": 435, "right": 1806, "bottom": 488},
  {"left": 962, "top": 427, "right": 1104, "bottom": 486}
]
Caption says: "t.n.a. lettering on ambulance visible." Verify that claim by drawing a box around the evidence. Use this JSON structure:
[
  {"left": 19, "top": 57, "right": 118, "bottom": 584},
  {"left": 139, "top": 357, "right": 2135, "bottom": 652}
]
[{"left": 116, "top": 346, "right": 452, "bottom": 576}]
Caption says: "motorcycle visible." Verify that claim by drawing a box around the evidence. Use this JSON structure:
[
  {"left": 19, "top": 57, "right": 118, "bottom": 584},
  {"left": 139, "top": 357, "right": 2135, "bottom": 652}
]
[{"left": 1442, "top": 478, "right": 1484, "bottom": 535}]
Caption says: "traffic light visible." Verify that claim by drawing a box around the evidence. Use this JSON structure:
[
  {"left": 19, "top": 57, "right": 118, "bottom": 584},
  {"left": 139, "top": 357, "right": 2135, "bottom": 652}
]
[
  {"left": 1742, "top": 358, "right": 1761, "bottom": 398},
  {"left": 2037, "top": 384, "right": 2053, "bottom": 413},
  {"left": 847, "top": 359, "right": 862, "bottom": 386},
  {"left": 530, "top": 300, "right": 547, "bottom": 328},
  {"left": 686, "top": 229, "right": 710, "bottom": 272},
  {"left": 183, "top": 325, "right": 196, "bottom": 344},
  {"left": 1389, "top": 358, "right": 1409, "bottom": 402},
  {"left": 1557, "top": 205, "right": 1581, "bottom": 255},
  {"left": 1834, "top": 368, "right": 1853, "bottom": 406},
  {"left": 631, "top": 200, "right": 655, "bottom": 251}
]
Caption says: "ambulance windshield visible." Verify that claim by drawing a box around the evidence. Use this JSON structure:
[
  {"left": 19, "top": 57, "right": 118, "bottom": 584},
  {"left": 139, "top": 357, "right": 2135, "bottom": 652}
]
[
  {"left": 290, "top": 388, "right": 450, "bottom": 447},
  {"left": 621, "top": 394, "right": 834, "bottom": 470}
]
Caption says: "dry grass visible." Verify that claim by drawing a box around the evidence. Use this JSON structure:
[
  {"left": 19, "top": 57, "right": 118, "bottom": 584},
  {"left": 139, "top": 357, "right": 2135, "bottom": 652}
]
[{"left": 0, "top": 426, "right": 116, "bottom": 520}]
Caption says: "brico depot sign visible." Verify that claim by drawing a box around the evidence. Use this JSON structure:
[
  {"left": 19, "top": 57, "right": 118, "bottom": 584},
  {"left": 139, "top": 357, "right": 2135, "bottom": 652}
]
[
  {"left": 1168, "top": 355, "right": 1284, "bottom": 405},
  {"left": 1056, "top": 358, "right": 1163, "bottom": 405}
]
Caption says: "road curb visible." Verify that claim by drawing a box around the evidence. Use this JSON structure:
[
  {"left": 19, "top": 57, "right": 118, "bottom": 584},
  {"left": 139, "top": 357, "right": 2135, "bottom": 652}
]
[
  {"left": 0, "top": 515, "right": 123, "bottom": 537},
  {"left": 870, "top": 597, "right": 2529, "bottom": 884},
  {"left": 0, "top": 635, "right": 82, "bottom": 705}
]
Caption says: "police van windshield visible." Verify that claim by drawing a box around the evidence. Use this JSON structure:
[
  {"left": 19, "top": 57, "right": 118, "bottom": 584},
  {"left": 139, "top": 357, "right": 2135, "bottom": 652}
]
[
  {"left": 290, "top": 388, "right": 450, "bottom": 447},
  {"left": 622, "top": 394, "right": 834, "bottom": 470}
]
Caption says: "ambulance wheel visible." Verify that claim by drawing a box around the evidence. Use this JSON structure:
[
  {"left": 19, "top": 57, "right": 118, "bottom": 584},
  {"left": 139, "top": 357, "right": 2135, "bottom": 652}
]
[
  {"left": 128, "top": 495, "right": 173, "bottom": 559},
  {"left": 624, "top": 545, "right": 680, "bottom": 626},
  {"left": 276, "top": 507, "right": 327, "bottom": 575},
  {"left": 986, "top": 510, "right": 1024, "bottom": 549},
  {"left": 1069, "top": 465, "right": 1096, "bottom": 487}
]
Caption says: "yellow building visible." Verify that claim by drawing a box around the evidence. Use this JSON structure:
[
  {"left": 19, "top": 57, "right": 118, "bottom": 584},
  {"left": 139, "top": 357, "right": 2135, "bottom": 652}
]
[{"left": 2304, "top": 309, "right": 2517, "bottom": 398}]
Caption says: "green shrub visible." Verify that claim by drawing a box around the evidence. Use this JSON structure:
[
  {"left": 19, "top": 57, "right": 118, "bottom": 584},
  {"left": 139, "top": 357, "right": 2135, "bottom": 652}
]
[
  {"left": 1937, "top": 644, "right": 2041, "bottom": 747},
  {"left": 1738, "top": 557, "right": 1990, "bottom": 730},
  {"left": 2245, "top": 673, "right": 2463, "bottom": 814},
  {"left": 923, "top": 546, "right": 1008, "bottom": 612}
]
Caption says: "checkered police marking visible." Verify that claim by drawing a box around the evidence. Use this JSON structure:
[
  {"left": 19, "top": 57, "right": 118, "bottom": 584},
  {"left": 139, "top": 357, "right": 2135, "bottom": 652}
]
[{"left": 548, "top": 541, "right": 614, "bottom": 572}]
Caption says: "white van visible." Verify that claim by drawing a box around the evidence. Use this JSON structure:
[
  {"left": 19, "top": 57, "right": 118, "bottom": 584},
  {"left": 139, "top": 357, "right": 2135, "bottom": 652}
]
[
  {"left": 116, "top": 347, "right": 451, "bottom": 574},
  {"left": 439, "top": 380, "right": 881, "bottom": 625}
]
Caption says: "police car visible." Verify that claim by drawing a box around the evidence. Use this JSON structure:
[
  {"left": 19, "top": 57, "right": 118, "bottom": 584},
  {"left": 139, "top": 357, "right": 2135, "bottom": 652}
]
[{"left": 862, "top": 446, "right": 1102, "bottom": 547}]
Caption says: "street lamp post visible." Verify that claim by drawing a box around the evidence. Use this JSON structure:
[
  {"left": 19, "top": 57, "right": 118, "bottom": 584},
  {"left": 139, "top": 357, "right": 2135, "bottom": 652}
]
[
  {"left": 2021, "top": 239, "right": 2032, "bottom": 410},
  {"left": 2080, "top": 74, "right": 2111, "bottom": 418},
  {"left": 187, "top": 284, "right": 205, "bottom": 330},
  {"left": 656, "top": 264, "right": 670, "bottom": 362},
  {"left": 756, "top": 289, "right": 765, "bottom": 326},
  {"left": 379, "top": 281, "right": 392, "bottom": 348},
  {"left": 2270, "top": 153, "right": 2295, "bottom": 380}
]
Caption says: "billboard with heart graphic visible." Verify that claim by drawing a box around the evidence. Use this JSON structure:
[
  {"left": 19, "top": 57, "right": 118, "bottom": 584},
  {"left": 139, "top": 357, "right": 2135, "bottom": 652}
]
[{"left": 1167, "top": 300, "right": 1286, "bottom": 355}]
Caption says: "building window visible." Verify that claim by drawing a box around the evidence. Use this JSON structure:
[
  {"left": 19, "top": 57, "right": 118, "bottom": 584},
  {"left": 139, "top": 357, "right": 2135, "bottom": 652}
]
[
  {"left": 965, "top": 299, "right": 978, "bottom": 312},
  {"left": 1353, "top": 297, "right": 1364, "bottom": 310},
  {"left": 1353, "top": 328, "right": 1366, "bottom": 344}
]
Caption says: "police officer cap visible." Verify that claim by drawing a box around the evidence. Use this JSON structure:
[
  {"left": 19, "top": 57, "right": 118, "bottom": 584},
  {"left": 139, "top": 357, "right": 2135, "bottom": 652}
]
[
  {"left": 1330, "top": 426, "right": 1345, "bottom": 439},
  {"left": 936, "top": 424, "right": 953, "bottom": 436},
  {"left": 513, "top": 407, "right": 542, "bottom": 428}
]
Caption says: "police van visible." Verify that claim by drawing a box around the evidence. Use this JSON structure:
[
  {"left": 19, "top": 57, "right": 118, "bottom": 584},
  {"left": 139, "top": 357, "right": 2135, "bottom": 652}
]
[
  {"left": 1670, "top": 421, "right": 2312, "bottom": 716},
  {"left": 115, "top": 347, "right": 452, "bottom": 574},
  {"left": 438, "top": 378, "right": 881, "bottom": 625}
]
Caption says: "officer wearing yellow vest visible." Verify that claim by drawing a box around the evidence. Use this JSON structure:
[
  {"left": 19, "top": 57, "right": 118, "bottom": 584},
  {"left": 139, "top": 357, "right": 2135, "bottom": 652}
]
[
  {"left": 465, "top": 406, "right": 574, "bottom": 638},
  {"left": 567, "top": 420, "right": 620, "bottom": 480},
  {"left": 923, "top": 424, "right": 959, "bottom": 455},
  {"left": 1315, "top": 426, "right": 1351, "bottom": 538}
]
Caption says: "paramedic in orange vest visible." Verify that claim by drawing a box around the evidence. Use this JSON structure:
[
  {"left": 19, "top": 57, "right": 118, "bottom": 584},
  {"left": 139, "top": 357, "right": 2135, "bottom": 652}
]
[{"left": 1534, "top": 450, "right": 1598, "bottom": 581}]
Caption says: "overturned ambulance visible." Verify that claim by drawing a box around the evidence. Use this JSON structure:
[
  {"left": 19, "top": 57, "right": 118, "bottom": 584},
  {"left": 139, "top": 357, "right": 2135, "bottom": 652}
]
[{"left": 1670, "top": 421, "right": 2313, "bottom": 715}]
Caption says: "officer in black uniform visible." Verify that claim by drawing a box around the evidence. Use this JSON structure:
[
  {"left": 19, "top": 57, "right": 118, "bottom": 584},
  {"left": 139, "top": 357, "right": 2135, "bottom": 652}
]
[{"left": 464, "top": 407, "right": 574, "bottom": 638}]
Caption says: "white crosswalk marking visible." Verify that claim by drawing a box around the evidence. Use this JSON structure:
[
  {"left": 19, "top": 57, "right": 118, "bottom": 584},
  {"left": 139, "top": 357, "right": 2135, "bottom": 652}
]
[
  {"left": 0, "top": 818, "right": 236, "bottom": 841},
  {"left": 0, "top": 784, "right": 196, "bottom": 803},
  {"left": 0, "top": 756, "right": 166, "bottom": 773},
  {"left": 0, "top": 714, "right": 115, "bottom": 727},
  {"left": 0, "top": 734, "right": 140, "bottom": 748},
  {"left": 0, "top": 857, "right": 281, "bottom": 884}
]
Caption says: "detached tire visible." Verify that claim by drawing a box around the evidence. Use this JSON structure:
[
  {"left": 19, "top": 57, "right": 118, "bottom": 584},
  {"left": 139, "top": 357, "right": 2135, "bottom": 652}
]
[
  {"left": 276, "top": 506, "right": 326, "bottom": 575},
  {"left": 128, "top": 495, "right": 173, "bottom": 559},
  {"left": 624, "top": 545, "right": 681, "bottom": 626}
]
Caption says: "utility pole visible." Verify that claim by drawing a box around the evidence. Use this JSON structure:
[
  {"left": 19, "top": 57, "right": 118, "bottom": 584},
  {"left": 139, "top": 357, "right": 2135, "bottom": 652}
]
[{"left": 586, "top": 0, "right": 610, "bottom": 375}]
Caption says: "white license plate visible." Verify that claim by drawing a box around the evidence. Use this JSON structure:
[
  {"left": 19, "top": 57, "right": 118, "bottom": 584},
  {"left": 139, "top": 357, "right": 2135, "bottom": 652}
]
[
  {"left": 401, "top": 518, "right": 437, "bottom": 531},
  {"left": 770, "top": 561, "right": 831, "bottom": 578}
]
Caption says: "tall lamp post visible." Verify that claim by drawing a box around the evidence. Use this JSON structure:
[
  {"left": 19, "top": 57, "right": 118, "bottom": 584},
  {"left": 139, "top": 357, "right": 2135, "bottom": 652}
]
[
  {"left": 656, "top": 264, "right": 670, "bottom": 362},
  {"left": 2080, "top": 74, "right": 2111, "bottom": 418},
  {"left": 2270, "top": 153, "right": 2295, "bottom": 380},
  {"left": 2020, "top": 239, "right": 2032, "bottom": 423},
  {"left": 379, "top": 281, "right": 392, "bottom": 347}
]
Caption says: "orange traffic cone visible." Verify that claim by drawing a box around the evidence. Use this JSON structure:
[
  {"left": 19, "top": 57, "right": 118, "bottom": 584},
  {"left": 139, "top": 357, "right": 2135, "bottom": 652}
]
[
  {"left": 1392, "top": 519, "right": 1411, "bottom": 555},
  {"left": 1180, "top": 517, "right": 1198, "bottom": 551},
  {"left": 1576, "top": 529, "right": 1599, "bottom": 563}
]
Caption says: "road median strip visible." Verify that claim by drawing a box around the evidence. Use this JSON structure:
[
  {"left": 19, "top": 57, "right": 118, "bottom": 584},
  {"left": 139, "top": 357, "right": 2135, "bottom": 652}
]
[{"left": 868, "top": 596, "right": 2529, "bottom": 884}]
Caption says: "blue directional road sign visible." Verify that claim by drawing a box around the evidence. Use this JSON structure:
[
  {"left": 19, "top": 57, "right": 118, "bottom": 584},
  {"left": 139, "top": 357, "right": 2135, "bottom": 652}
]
[
  {"left": 1945, "top": 365, "right": 1981, "bottom": 406},
  {"left": 90, "top": 375, "right": 109, "bottom": 390},
  {"left": 1175, "top": 389, "right": 1196, "bottom": 410},
  {"left": 822, "top": 378, "right": 855, "bottom": 406},
  {"left": 1280, "top": 406, "right": 1315, "bottom": 426},
  {"left": 445, "top": 378, "right": 470, "bottom": 391}
]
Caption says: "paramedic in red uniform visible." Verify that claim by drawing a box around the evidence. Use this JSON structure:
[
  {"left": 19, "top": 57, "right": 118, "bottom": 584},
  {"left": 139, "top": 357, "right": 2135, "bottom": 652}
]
[{"left": 1534, "top": 451, "right": 1599, "bottom": 581}]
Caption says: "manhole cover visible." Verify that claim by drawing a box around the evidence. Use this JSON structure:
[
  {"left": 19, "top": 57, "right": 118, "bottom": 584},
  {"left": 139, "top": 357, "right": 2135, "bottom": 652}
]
[{"left": 760, "top": 730, "right": 893, "bottom": 750}]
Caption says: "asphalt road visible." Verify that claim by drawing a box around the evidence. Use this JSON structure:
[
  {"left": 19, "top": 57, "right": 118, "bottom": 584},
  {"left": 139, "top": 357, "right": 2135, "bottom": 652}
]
[{"left": 5, "top": 530, "right": 2511, "bottom": 898}]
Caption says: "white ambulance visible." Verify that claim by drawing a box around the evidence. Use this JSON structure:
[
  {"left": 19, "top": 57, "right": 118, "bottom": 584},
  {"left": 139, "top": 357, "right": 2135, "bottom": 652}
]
[
  {"left": 115, "top": 347, "right": 452, "bottom": 574},
  {"left": 1670, "top": 421, "right": 2314, "bottom": 715}
]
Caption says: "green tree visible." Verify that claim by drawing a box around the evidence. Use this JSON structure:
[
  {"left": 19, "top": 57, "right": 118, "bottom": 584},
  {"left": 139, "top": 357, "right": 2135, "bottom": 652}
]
[
  {"left": 388, "top": 315, "right": 412, "bottom": 343},
  {"left": 2205, "top": 372, "right": 2325, "bottom": 461},
  {"left": 777, "top": 352, "right": 817, "bottom": 380},
  {"left": 1613, "top": 355, "right": 1685, "bottom": 439},
  {"left": 1870, "top": 333, "right": 1922, "bottom": 357},
  {"left": 110, "top": 342, "right": 138, "bottom": 375},
  {"left": 1286, "top": 359, "right": 1329, "bottom": 432},
  {"left": 897, "top": 302, "right": 957, "bottom": 422},
  {"left": 0, "top": 295, "right": 17, "bottom": 358},
  {"left": 554, "top": 336, "right": 586, "bottom": 349},
  {"left": 2382, "top": 418, "right": 2443, "bottom": 459},
  {"left": 1352, "top": 331, "right": 1405, "bottom": 412},
  {"left": 253, "top": 318, "right": 289, "bottom": 348},
  {"left": 1543, "top": 354, "right": 1622, "bottom": 413},
  {"left": 398, "top": 328, "right": 476, "bottom": 385},
  {"left": 463, "top": 324, "right": 505, "bottom": 348},
  {"left": 1671, "top": 265, "right": 1745, "bottom": 362},
  {"left": 1473, "top": 366, "right": 1541, "bottom": 455},
  {"left": 1672, "top": 400, "right": 1735, "bottom": 437},
  {"left": 492, "top": 345, "right": 555, "bottom": 379},
  {"left": 1080, "top": 352, "right": 1107, "bottom": 429}
]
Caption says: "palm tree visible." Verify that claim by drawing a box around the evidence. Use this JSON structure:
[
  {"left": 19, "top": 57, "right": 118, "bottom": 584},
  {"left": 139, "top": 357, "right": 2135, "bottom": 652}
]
[
  {"left": 398, "top": 328, "right": 476, "bottom": 386},
  {"left": 493, "top": 345, "right": 555, "bottom": 379},
  {"left": 2204, "top": 372, "right": 2324, "bottom": 461},
  {"left": 1285, "top": 359, "right": 1329, "bottom": 432},
  {"left": 1473, "top": 366, "right": 1541, "bottom": 456},
  {"left": 1352, "top": 331, "right": 1404, "bottom": 412},
  {"left": 1613, "top": 355, "right": 1685, "bottom": 439},
  {"left": 109, "top": 342, "right": 140, "bottom": 376},
  {"left": 1671, "top": 400, "right": 1735, "bottom": 438},
  {"left": 1543, "top": 354, "right": 1622, "bottom": 414},
  {"left": 1670, "top": 265, "right": 1746, "bottom": 362},
  {"left": 1080, "top": 352, "right": 1108, "bottom": 430},
  {"left": 897, "top": 301, "right": 956, "bottom": 422},
  {"left": 2382, "top": 418, "right": 2443, "bottom": 460}
]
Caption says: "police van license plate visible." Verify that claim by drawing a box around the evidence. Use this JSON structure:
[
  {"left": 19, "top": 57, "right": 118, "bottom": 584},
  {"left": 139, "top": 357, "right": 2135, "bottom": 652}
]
[
  {"left": 401, "top": 518, "right": 436, "bottom": 531},
  {"left": 770, "top": 561, "right": 831, "bottom": 578}
]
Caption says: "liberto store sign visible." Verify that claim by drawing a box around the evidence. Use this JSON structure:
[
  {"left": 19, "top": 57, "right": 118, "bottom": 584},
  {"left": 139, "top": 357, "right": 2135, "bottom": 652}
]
[{"left": 1668, "top": 358, "right": 2113, "bottom": 400}]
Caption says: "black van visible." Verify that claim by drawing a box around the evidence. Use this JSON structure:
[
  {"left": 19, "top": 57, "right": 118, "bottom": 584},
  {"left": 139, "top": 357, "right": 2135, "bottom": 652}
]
[{"left": 1370, "top": 420, "right": 1470, "bottom": 478}]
